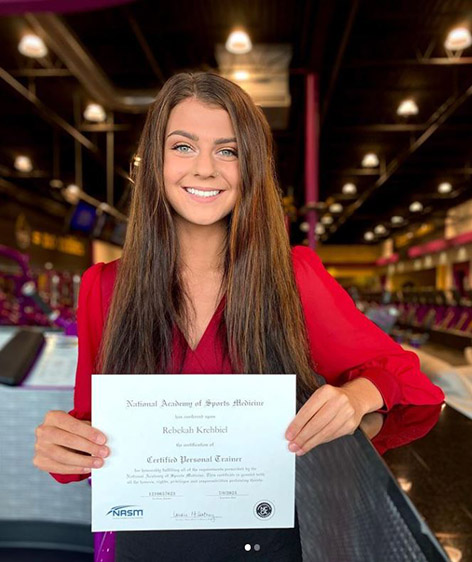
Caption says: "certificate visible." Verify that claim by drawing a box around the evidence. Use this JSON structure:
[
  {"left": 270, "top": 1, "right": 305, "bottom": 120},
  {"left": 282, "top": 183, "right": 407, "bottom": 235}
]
[{"left": 91, "top": 374, "right": 296, "bottom": 532}]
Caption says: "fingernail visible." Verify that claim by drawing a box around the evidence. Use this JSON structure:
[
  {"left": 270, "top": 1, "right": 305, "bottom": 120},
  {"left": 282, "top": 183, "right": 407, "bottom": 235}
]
[
  {"left": 93, "top": 459, "right": 103, "bottom": 468},
  {"left": 95, "top": 434, "right": 106, "bottom": 445},
  {"left": 288, "top": 442, "right": 301, "bottom": 453},
  {"left": 82, "top": 467, "right": 91, "bottom": 473},
  {"left": 285, "top": 431, "right": 294, "bottom": 441},
  {"left": 99, "top": 447, "right": 108, "bottom": 457},
  {"left": 295, "top": 449, "right": 305, "bottom": 456}
]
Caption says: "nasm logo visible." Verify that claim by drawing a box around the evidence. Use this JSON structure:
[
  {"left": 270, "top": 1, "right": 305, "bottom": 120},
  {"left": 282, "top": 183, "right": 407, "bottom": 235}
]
[{"left": 106, "top": 505, "right": 144, "bottom": 518}]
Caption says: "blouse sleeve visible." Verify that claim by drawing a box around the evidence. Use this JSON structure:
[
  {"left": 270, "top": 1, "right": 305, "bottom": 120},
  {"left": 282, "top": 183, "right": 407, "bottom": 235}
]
[
  {"left": 50, "top": 262, "right": 104, "bottom": 484},
  {"left": 292, "top": 246, "right": 445, "bottom": 412}
]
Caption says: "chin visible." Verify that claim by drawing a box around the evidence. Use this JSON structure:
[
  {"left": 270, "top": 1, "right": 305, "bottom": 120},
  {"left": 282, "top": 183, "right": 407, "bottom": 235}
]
[{"left": 178, "top": 213, "right": 229, "bottom": 227}]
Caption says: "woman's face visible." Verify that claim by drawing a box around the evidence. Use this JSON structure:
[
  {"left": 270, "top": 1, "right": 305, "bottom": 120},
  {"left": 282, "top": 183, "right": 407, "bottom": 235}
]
[{"left": 163, "top": 97, "right": 240, "bottom": 228}]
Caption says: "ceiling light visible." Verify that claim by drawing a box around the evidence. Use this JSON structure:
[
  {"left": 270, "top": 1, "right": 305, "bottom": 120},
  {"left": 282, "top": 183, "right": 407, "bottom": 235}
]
[
  {"left": 342, "top": 182, "right": 357, "bottom": 195},
  {"left": 409, "top": 201, "right": 423, "bottom": 213},
  {"left": 374, "top": 224, "right": 387, "bottom": 235},
  {"left": 299, "top": 221, "right": 310, "bottom": 233},
  {"left": 18, "top": 34, "right": 48, "bottom": 58},
  {"left": 98, "top": 202, "right": 112, "bottom": 213},
  {"left": 315, "top": 224, "right": 325, "bottom": 235},
  {"left": 49, "top": 179, "right": 63, "bottom": 189},
  {"left": 321, "top": 215, "right": 333, "bottom": 225},
  {"left": 62, "top": 184, "right": 81, "bottom": 204},
  {"left": 14, "top": 155, "right": 32, "bottom": 172},
  {"left": 225, "top": 29, "right": 252, "bottom": 54},
  {"left": 397, "top": 99, "right": 418, "bottom": 116},
  {"left": 133, "top": 155, "right": 141, "bottom": 167},
  {"left": 361, "top": 153, "right": 379, "bottom": 168},
  {"left": 83, "top": 103, "right": 106, "bottom": 123},
  {"left": 391, "top": 215, "right": 404, "bottom": 225},
  {"left": 445, "top": 27, "right": 472, "bottom": 51},
  {"left": 438, "top": 181, "right": 452, "bottom": 194},
  {"left": 233, "top": 70, "right": 250, "bottom": 81},
  {"left": 329, "top": 203, "right": 343, "bottom": 213},
  {"left": 364, "top": 231, "right": 374, "bottom": 241}
]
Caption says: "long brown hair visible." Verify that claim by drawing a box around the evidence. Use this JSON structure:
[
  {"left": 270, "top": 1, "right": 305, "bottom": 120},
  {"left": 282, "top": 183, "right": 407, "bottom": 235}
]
[{"left": 98, "top": 71, "right": 317, "bottom": 398}]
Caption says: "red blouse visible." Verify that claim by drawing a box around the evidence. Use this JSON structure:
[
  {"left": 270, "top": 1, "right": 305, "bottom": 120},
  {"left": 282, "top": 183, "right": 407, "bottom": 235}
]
[{"left": 51, "top": 245, "right": 444, "bottom": 484}]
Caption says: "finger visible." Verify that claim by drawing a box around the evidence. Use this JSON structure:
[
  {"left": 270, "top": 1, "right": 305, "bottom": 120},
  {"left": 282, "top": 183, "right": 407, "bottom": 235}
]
[
  {"left": 39, "top": 425, "right": 109, "bottom": 458},
  {"left": 38, "top": 442, "right": 105, "bottom": 469},
  {"left": 301, "top": 390, "right": 356, "bottom": 441},
  {"left": 288, "top": 401, "right": 339, "bottom": 451},
  {"left": 43, "top": 411, "right": 107, "bottom": 445},
  {"left": 33, "top": 454, "right": 93, "bottom": 475},
  {"left": 285, "top": 386, "right": 334, "bottom": 441},
  {"left": 291, "top": 388, "right": 356, "bottom": 446},
  {"left": 297, "top": 418, "right": 357, "bottom": 455}
]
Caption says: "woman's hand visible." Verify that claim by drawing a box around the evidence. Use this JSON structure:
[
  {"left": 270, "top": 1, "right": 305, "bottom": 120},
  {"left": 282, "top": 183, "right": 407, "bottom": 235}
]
[
  {"left": 359, "top": 412, "right": 385, "bottom": 440},
  {"left": 33, "top": 410, "right": 109, "bottom": 475},
  {"left": 285, "top": 378, "right": 384, "bottom": 455}
]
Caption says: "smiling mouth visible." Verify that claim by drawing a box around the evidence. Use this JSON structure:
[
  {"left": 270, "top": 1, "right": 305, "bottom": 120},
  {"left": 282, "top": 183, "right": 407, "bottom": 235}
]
[{"left": 183, "top": 187, "right": 223, "bottom": 198}]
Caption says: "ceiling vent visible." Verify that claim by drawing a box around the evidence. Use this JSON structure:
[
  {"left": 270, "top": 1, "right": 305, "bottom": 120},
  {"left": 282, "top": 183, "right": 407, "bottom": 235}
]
[{"left": 215, "top": 44, "right": 292, "bottom": 130}]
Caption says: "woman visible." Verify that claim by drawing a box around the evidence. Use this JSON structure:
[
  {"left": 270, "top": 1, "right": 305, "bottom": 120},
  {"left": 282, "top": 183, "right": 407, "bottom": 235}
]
[{"left": 33, "top": 72, "right": 444, "bottom": 561}]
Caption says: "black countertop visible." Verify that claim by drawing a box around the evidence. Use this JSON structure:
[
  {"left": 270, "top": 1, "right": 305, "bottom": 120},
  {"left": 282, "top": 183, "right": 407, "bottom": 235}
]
[{"left": 384, "top": 405, "right": 472, "bottom": 562}]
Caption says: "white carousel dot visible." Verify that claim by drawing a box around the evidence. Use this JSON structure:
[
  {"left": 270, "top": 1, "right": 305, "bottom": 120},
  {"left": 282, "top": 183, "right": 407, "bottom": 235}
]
[{"left": 244, "top": 543, "right": 251, "bottom": 551}]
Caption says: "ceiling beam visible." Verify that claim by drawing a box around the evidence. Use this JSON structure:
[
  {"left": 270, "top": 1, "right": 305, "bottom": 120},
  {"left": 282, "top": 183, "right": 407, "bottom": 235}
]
[
  {"left": 0, "top": 66, "right": 130, "bottom": 183},
  {"left": 339, "top": 86, "right": 456, "bottom": 94},
  {"left": 0, "top": 165, "right": 50, "bottom": 178},
  {"left": 9, "top": 68, "right": 73, "bottom": 77},
  {"left": 26, "top": 13, "right": 156, "bottom": 112},
  {"left": 324, "top": 78, "right": 472, "bottom": 241},
  {"left": 123, "top": 6, "right": 166, "bottom": 85},
  {"left": 345, "top": 57, "right": 472, "bottom": 67},
  {"left": 331, "top": 124, "right": 426, "bottom": 133},
  {"left": 79, "top": 124, "right": 131, "bottom": 132},
  {"left": 330, "top": 124, "right": 472, "bottom": 133},
  {"left": 321, "top": 0, "right": 359, "bottom": 127},
  {"left": 327, "top": 168, "right": 380, "bottom": 176},
  {"left": 0, "top": 177, "right": 67, "bottom": 218},
  {"left": 0, "top": 66, "right": 97, "bottom": 153},
  {"left": 360, "top": 10, "right": 472, "bottom": 20},
  {"left": 328, "top": 167, "right": 472, "bottom": 176}
]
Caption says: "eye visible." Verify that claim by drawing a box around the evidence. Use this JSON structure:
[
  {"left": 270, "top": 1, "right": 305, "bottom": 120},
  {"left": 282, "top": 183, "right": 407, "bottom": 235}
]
[
  {"left": 219, "top": 148, "right": 238, "bottom": 158},
  {"left": 172, "top": 143, "right": 193, "bottom": 153}
]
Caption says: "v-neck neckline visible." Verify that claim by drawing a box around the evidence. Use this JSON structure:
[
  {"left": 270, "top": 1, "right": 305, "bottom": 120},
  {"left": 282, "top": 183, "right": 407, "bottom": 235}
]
[{"left": 177, "top": 294, "right": 226, "bottom": 353}]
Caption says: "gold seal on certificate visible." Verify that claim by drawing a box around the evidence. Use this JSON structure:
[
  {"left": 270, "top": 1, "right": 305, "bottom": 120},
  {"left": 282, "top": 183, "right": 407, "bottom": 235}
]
[{"left": 91, "top": 374, "right": 296, "bottom": 532}]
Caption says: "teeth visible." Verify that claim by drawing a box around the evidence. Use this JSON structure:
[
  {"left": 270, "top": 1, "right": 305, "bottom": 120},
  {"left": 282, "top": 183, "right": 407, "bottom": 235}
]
[{"left": 185, "top": 188, "right": 221, "bottom": 198}]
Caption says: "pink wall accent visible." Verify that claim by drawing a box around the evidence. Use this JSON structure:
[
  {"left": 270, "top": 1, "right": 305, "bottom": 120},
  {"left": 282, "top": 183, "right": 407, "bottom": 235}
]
[
  {"left": 305, "top": 73, "right": 319, "bottom": 249},
  {"left": 407, "top": 230, "right": 472, "bottom": 258}
]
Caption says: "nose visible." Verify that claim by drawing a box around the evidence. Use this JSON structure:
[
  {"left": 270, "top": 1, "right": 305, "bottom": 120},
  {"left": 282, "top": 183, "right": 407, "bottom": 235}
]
[{"left": 193, "top": 149, "right": 218, "bottom": 178}]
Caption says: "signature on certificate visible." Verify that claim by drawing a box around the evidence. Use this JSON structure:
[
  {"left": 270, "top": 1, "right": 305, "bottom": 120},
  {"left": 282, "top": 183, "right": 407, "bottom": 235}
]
[{"left": 172, "top": 510, "right": 221, "bottom": 522}]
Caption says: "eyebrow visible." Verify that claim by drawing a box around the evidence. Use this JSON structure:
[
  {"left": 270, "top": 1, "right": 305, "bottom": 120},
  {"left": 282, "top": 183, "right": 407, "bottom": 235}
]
[{"left": 166, "top": 130, "right": 237, "bottom": 144}]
